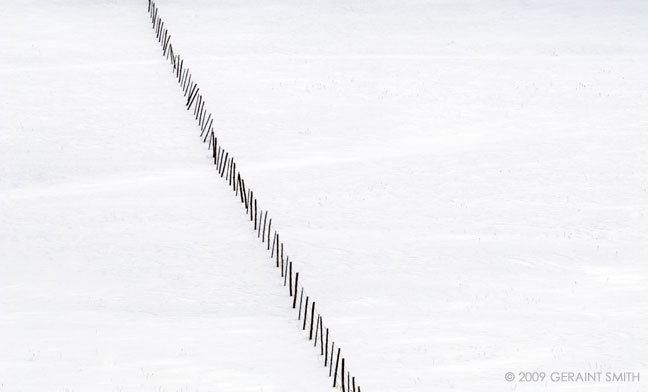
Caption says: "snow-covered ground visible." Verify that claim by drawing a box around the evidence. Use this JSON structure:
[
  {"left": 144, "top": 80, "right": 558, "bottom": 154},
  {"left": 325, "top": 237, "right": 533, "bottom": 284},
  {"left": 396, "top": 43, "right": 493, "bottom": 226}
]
[
  {"left": 2, "top": 0, "right": 648, "bottom": 391},
  {"left": 1, "top": 2, "right": 332, "bottom": 391}
]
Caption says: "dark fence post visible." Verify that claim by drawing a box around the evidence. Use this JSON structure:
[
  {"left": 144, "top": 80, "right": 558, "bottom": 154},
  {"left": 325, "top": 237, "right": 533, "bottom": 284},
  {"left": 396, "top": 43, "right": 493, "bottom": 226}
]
[
  {"left": 319, "top": 317, "right": 324, "bottom": 354},
  {"left": 271, "top": 232, "right": 277, "bottom": 258},
  {"left": 283, "top": 256, "right": 289, "bottom": 285},
  {"left": 333, "top": 348, "right": 341, "bottom": 387},
  {"left": 249, "top": 191, "right": 254, "bottom": 221},
  {"left": 220, "top": 152, "right": 228, "bottom": 177},
  {"left": 262, "top": 212, "right": 268, "bottom": 242},
  {"left": 303, "top": 297, "right": 309, "bottom": 330},
  {"left": 280, "top": 243, "right": 284, "bottom": 275},
  {"left": 330, "top": 342, "right": 335, "bottom": 376},
  {"left": 309, "top": 301, "right": 316, "bottom": 339},
  {"left": 347, "top": 371, "right": 351, "bottom": 392},
  {"left": 186, "top": 87, "right": 199, "bottom": 109},
  {"left": 289, "top": 263, "right": 293, "bottom": 296},
  {"left": 314, "top": 315, "right": 320, "bottom": 347},
  {"left": 325, "top": 327, "right": 329, "bottom": 364}
]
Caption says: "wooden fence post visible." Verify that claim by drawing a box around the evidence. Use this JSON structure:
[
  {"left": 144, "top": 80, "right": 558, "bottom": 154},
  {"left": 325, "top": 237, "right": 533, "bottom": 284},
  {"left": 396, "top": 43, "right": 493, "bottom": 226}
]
[
  {"left": 289, "top": 262, "right": 293, "bottom": 296},
  {"left": 275, "top": 235, "right": 280, "bottom": 267},
  {"left": 347, "top": 371, "right": 350, "bottom": 392},
  {"left": 303, "top": 296, "right": 309, "bottom": 329},
  {"left": 333, "top": 348, "right": 341, "bottom": 386},
  {"left": 314, "top": 315, "right": 320, "bottom": 347},
  {"left": 298, "top": 288, "right": 304, "bottom": 316},
  {"left": 271, "top": 232, "right": 277, "bottom": 258},
  {"left": 262, "top": 212, "right": 268, "bottom": 242},
  {"left": 325, "top": 328, "right": 329, "bottom": 364},
  {"left": 319, "top": 317, "right": 324, "bottom": 354},
  {"left": 292, "top": 272, "right": 299, "bottom": 307},
  {"left": 187, "top": 87, "right": 199, "bottom": 110},
  {"left": 238, "top": 176, "right": 245, "bottom": 203},
  {"left": 220, "top": 152, "right": 228, "bottom": 177},
  {"left": 283, "top": 256, "right": 289, "bottom": 285},
  {"left": 342, "top": 358, "right": 346, "bottom": 392},
  {"left": 309, "top": 301, "right": 316, "bottom": 339}
]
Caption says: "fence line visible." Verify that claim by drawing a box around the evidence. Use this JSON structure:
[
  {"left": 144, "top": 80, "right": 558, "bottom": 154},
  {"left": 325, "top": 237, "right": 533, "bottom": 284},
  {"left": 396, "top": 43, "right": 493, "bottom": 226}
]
[{"left": 146, "top": 1, "right": 363, "bottom": 391}]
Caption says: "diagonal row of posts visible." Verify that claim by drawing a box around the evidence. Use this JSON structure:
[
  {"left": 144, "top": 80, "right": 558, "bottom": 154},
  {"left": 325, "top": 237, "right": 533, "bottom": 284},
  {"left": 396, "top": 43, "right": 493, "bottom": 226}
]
[{"left": 147, "top": 2, "right": 363, "bottom": 391}]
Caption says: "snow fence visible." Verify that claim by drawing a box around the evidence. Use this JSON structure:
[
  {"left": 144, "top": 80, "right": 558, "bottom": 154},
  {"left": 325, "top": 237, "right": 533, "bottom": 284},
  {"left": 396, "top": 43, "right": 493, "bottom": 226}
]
[{"left": 145, "top": 2, "right": 364, "bottom": 391}]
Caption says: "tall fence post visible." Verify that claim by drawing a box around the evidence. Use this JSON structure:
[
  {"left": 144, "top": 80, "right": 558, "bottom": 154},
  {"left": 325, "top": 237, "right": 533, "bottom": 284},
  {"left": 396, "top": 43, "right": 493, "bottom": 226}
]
[
  {"left": 333, "top": 348, "right": 341, "bottom": 387},
  {"left": 309, "top": 301, "right": 316, "bottom": 339}
]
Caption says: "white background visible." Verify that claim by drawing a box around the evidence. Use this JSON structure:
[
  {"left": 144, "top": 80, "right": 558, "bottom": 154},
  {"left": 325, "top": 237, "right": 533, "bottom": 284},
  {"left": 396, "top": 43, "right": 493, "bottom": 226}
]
[{"left": 1, "top": 0, "right": 647, "bottom": 391}]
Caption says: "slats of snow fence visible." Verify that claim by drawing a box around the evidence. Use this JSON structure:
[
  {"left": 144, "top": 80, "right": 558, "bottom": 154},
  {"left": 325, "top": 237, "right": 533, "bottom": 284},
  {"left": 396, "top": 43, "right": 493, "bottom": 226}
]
[{"left": 146, "top": 2, "right": 364, "bottom": 391}]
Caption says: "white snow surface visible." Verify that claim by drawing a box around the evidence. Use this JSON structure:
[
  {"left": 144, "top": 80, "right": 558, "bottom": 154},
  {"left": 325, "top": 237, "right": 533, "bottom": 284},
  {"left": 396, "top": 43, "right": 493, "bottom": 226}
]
[{"left": 1, "top": 0, "right": 648, "bottom": 391}]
